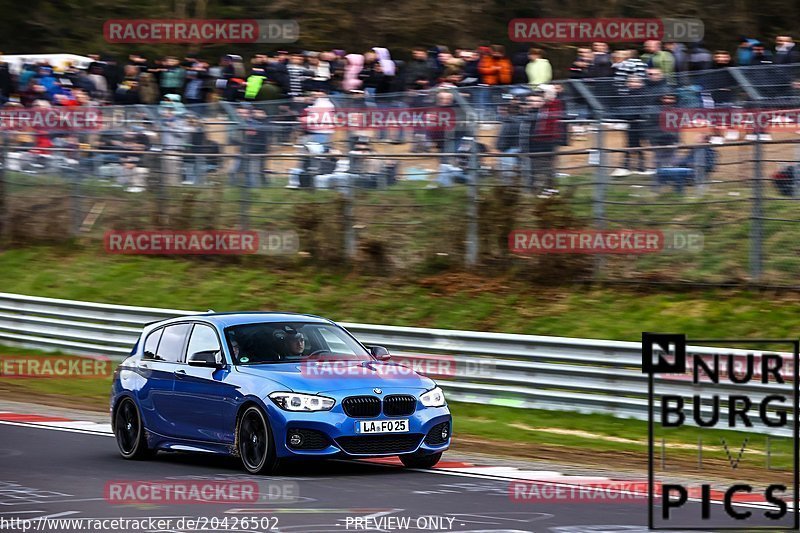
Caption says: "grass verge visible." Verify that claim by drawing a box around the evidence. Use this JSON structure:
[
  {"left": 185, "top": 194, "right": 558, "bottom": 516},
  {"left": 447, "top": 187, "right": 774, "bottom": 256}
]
[{"left": 1, "top": 246, "right": 800, "bottom": 340}]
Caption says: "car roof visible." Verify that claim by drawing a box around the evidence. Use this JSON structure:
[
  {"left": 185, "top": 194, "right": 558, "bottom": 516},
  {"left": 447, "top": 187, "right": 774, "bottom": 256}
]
[{"left": 154, "top": 312, "right": 334, "bottom": 329}]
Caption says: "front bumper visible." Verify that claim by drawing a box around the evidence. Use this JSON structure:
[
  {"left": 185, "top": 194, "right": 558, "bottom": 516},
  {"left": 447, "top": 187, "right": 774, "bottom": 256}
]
[{"left": 264, "top": 390, "right": 451, "bottom": 459}]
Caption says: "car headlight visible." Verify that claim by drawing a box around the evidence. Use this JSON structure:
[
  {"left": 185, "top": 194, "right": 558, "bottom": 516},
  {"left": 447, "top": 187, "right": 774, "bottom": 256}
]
[
  {"left": 420, "top": 386, "right": 446, "bottom": 407},
  {"left": 269, "top": 392, "right": 335, "bottom": 412}
]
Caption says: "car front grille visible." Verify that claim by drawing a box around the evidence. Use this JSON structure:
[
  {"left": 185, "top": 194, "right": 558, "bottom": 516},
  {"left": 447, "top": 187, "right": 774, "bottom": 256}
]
[
  {"left": 383, "top": 395, "right": 417, "bottom": 416},
  {"left": 336, "top": 434, "right": 423, "bottom": 455},
  {"left": 286, "top": 428, "right": 330, "bottom": 450},
  {"left": 342, "top": 396, "right": 382, "bottom": 418},
  {"left": 424, "top": 421, "right": 451, "bottom": 446}
]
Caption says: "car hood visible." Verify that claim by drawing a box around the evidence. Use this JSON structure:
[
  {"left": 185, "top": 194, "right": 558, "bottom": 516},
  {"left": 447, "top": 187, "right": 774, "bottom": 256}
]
[{"left": 234, "top": 360, "right": 435, "bottom": 394}]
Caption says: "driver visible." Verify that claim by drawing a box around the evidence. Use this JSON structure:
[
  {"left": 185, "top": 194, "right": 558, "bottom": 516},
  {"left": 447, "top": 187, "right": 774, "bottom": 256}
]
[{"left": 274, "top": 326, "right": 306, "bottom": 358}]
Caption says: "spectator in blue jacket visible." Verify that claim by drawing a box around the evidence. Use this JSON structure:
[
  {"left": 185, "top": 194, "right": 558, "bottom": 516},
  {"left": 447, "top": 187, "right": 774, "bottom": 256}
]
[{"left": 736, "top": 37, "right": 759, "bottom": 66}]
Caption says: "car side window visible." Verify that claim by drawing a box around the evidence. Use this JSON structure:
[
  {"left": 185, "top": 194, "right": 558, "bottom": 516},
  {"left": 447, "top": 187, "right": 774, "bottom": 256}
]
[
  {"left": 156, "top": 324, "right": 191, "bottom": 363},
  {"left": 186, "top": 324, "right": 222, "bottom": 363},
  {"left": 142, "top": 328, "right": 163, "bottom": 360}
]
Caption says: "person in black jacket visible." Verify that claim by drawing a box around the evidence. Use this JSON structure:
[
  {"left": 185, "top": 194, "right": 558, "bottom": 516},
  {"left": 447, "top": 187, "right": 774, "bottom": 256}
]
[
  {"left": 643, "top": 68, "right": 670, "bottom": 102},
  {"left": 589, "top": 42, "right": 614, "bottom": 78},
  {"left": 359, "top": 51, "right": 383, "bottom": 106},
  {"left": 569, "top": 48, "right": 592, "bottom": 79},
  {"left": 646, "top": 93, "right": 680, "bottom": 172},
  {"left": 510, "top": 46, "right": 529, "bottom": 85},
  {"left": 405, "top": 47, "right": 433, "bottom": 90},
  {"left": 496, "top": 99, "right": 525, "bottom": 183},
  {"left": 460, "top": 50, "right": 481, "bottom": 87},
  {"left": 749, "top": 42, "right": 772, "bottom": 65},
  {"left": 688, "top": 42, "right": 713, "bottom": 72},
  {"left": 701, "top": 51, "right": 736, "bottom": 105},
  {"left": 0, "top": 58, "right": 14, "bottom": 102},
  {"left": 101, "top": 55, "right": 122, "bottom": 102},
  {"left": 518, "top": 91, "right": 560, "bottom": 193},
  {"left": 616, "top": 76, "right": 649, "bottom": 174},
  {"left": 265, "top": 56, "right": 290, "bottom": 96}
]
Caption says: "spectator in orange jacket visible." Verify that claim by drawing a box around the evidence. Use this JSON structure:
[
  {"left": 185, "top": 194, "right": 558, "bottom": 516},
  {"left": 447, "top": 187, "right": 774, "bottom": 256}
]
[{"left": 478, "top": 45, "right": 513, "bottom": 86}]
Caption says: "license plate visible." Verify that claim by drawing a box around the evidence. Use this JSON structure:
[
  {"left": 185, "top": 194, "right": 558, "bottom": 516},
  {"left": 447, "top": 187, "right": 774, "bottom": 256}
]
[{"left": 357, "top": 419, "right": 409, "bottom": 434}]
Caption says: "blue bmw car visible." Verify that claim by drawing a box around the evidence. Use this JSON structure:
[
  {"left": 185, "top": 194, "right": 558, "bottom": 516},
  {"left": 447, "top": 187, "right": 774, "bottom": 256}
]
[{"left": 110, "top": 312, "right": 452, "bottom": 473}]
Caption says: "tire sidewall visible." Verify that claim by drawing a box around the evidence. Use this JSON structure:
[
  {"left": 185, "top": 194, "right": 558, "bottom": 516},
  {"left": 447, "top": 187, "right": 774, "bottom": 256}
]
[
  {"left": 114, "top": 397, "right": 144, "bottom": 459},
  {"left": 238, "top": 406, "right": 275, "bottom": 474}
]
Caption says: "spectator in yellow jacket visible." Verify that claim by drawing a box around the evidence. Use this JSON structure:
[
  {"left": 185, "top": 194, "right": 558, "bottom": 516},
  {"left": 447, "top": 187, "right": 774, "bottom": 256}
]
[{"left": 526, "top": 48, "right": 552, "bottom": 88}]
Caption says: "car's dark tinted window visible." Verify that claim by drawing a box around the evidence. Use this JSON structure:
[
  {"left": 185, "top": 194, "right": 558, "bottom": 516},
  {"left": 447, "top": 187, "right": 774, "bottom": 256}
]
[
  {"left": 155, "top": 324, "right": 191, "bottom": 363},
  {"left": 186, "top": 324, "right": 221, "bottom": 363},
  {"left": 142, "top": 328, "right": 163, "bottom": 360},
  {"left": 225, "top": 321, "right": 370, "bottom": 365}
]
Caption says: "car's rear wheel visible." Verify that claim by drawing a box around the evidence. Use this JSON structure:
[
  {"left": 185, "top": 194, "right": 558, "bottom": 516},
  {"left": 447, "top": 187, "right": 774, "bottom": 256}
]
[
  {"left": 238, "top": 406, "right": 280, "bottom": 474},
  {"left": 399, "top": 451, "right": 442, "bottom": 469},
  {"left": 113, "top": 398, "right": 153, "bottom": 459}
]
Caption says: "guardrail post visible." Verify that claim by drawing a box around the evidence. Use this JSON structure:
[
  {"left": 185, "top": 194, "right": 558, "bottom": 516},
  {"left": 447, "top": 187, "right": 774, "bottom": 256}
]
[
  {"left": 155, "top": 149, "right": 167, "bottom": 229},
  {"left": 69, "top": 149, "right": 82, "bottom": 237},
  {"left": 0, "top": 132, "right": 6, "bottom": 241},
  {"left": 593, "top": 113, "right": 607, "bottom": 279},
  {"left": 568, "top": 80, "right": 607, "bottom": 275},
  {"left": 466, "top": 113, "right": 479, "bottom": 268},
  {"left": 344, "top": 153, "right": 356, "bottom": 261},
  {"left": 238, "top": 149, "right": 250, "bottom": 231},
  {"left": 750, "top": 135, "right": 764, "bottom": 282}
]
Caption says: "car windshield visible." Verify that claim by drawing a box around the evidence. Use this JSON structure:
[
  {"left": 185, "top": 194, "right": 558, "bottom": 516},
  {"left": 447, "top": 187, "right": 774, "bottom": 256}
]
[{"left": 225, "top": 321, "right": 372, "bottom": 365}]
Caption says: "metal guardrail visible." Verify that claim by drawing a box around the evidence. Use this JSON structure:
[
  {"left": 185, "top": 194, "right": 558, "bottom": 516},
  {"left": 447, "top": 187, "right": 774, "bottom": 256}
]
[{"left": 0, "top": 291, "right": 793, "bottom": 436}]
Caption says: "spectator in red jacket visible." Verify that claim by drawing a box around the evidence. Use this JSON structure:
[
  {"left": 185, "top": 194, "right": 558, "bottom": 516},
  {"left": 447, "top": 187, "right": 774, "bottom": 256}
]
[{"left": 521, "top": 86, "right": 563, "bottom": 195}]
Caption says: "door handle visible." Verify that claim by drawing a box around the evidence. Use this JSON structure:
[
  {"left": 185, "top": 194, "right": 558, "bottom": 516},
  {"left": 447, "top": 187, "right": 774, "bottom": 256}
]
[
  {"left": 138, "top": 363, "right": 149, "bottom": 369},
  {"left": 174, "top": 369, "right": 187, "bottom": 376}
]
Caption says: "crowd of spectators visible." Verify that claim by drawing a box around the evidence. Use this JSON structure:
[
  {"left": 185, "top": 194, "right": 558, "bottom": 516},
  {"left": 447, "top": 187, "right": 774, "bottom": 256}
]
[
  {"left": 1, "top": 34, "right": 798, "bottom": 195},
  {"left": 0, "top": 36, "right": 797, "bottom": 108}
]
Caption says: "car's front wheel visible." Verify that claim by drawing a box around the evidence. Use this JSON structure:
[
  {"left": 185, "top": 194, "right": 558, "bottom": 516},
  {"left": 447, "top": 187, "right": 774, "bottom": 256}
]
[
  {"left": 399, "top": 451, "right": 442, "bottom": 469},
  {"left": 113, "top": 397, "right": 154, "bottom": 459},
  {"left": 237, "top": 406, "right": 280, "bottom": 474}
]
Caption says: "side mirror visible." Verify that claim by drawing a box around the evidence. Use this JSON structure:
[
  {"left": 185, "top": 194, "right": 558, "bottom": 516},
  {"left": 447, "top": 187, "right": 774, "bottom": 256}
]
[
  {"left": 369, "top": 345, "right": 391, "bottom": 361},
  {"left": 188, "top": 350, "right": 224, "bottom": 369}
]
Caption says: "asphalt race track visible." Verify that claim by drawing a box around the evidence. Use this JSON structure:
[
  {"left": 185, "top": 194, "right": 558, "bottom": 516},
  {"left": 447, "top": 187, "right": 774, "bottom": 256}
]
[{"left": 0, "top": 423, "right": 786, "bottom": 533}]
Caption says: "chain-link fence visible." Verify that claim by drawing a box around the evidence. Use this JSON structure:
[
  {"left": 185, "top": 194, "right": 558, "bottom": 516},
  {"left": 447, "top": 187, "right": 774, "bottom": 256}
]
[{"left": 3, "top": 63, "right": 800, "bottom": 285}]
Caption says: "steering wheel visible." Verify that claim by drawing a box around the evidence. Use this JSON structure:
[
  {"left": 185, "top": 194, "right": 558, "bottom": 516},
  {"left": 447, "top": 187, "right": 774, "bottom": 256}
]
[{"left": 306, "top": 349, "right": 331, "bottom": 358}]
